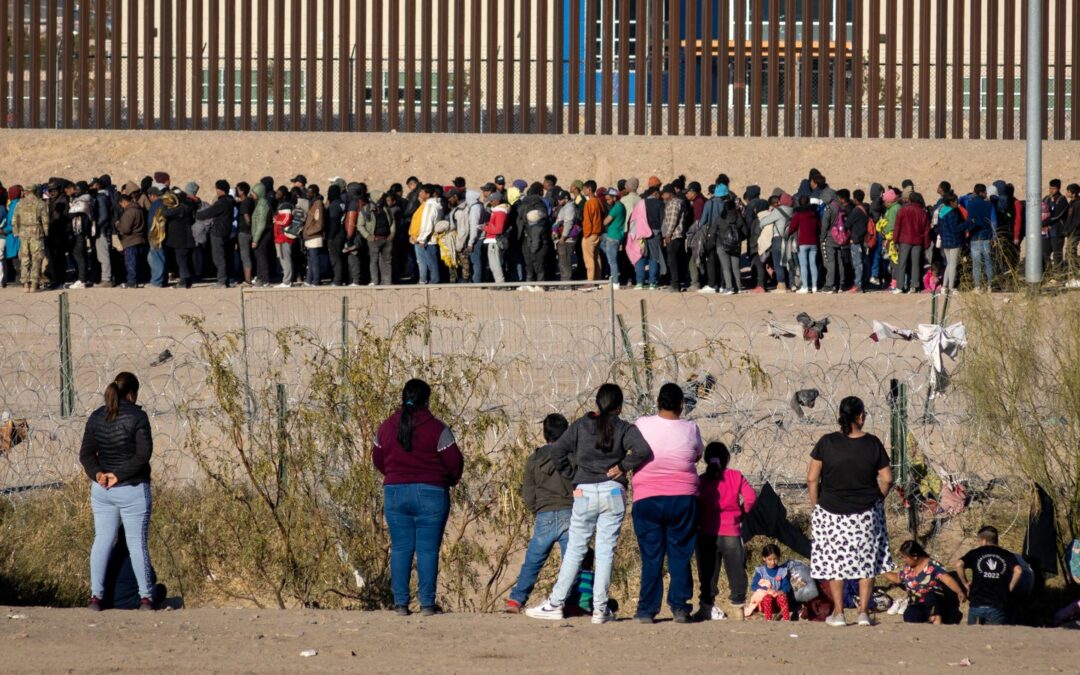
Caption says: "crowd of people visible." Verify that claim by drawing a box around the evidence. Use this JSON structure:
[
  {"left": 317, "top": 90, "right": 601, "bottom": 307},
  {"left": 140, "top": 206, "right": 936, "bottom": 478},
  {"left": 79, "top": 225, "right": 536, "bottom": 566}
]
[
  {"left": 79, "top": 371, "right": 1046, "bottom": 626},
  {"left": 3, "top": 170, "right": 1078, "bottom": 293}
]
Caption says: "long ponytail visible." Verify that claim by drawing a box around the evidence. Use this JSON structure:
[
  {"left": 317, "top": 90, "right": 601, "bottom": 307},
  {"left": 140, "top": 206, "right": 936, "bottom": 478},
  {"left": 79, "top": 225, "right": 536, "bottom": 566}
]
[
  {"left": 396, "top": 378, "right": 432, "bottom": 452},
  {"left": 104, "top": 372, "right": 140, "bottom": 422},
  {"left": 593, "top": 383, "right": 624, "bottom": 453}
]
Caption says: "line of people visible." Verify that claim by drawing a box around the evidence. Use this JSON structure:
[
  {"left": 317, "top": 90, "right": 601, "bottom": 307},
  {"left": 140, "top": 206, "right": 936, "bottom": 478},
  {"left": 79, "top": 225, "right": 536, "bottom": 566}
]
[{"left": 3, "top": 170, "right": 1077, "bottom": 293}]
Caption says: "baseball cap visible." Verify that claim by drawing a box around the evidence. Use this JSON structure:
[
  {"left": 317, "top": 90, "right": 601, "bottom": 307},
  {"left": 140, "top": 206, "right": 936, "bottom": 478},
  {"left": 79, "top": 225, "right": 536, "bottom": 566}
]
[
  {"left": 481, "top": 182, "right": 497, "bottom": 192},
  {"left": 487, "top": 191, "right": 505, "bottom": 203},
  {"left": 494, "top": 175, "right": 506, "bottom": 185},
  {"left": 290, "top": 174, "right": 307, "bottom": 184}
]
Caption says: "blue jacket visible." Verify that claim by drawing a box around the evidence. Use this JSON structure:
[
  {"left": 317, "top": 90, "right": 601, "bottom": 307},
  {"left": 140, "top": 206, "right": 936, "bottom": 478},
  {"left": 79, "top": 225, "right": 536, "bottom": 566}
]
[
  {"left": 2, "top": 199, "right": 19, "bottom": 259},
  {"left": 937, "top": 206, "right": 966, "bottom": 249},
  {"left": 752, "top": 563, "right": 792, "bottom": 595},
  {"left": 962, "top": 195, "right": 997, "bottom": 241}
]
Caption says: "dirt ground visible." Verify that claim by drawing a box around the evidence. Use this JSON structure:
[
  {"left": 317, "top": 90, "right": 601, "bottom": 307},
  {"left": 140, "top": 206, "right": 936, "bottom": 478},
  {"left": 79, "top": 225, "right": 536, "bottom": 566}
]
[
  {"left": 0, "top": 129, "right": 1073, "bottom": 200},
  {"left": 1, "top": 606, "right": 1077, "bottom": 673}
]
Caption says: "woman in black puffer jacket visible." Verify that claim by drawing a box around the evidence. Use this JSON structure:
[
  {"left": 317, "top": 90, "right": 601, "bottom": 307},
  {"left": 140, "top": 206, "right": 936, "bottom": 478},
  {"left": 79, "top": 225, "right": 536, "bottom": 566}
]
[{"left": 79, "top": 372, "right": 155, "bottom": 611}]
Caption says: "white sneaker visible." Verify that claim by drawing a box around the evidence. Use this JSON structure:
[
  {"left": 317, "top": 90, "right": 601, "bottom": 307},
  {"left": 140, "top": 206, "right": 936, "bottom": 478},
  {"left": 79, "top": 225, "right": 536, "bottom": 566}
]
[
  {"left": 591, "top": 607, "right": 616, "bottom": 624},
  {"left": 796, "top": 287, "right": 809, "bottom": 294},
  {"left": 276, "top": 282, "right": 291, "bottom": 288},
  {"left": 887, "top": 598, "right": 908, "bottom": 615},
  {"left": 710, "top": 606, "right": 727, "bottom": 621},
  {"left": 611, "top": 282, "right": 621, "bottom": 290},
  {"left": 698, "top": 286, "right": 717, "bottom": 294},
  {"left": 812, "top": 287, "right": 820, "bottom": 294},
  {"left": 721, "top": 289, "right": 735, "bottom": 296},
  {"left": 825, "top": 614, "right": 847, "bottom": 627},
  {"left": 516, "top": 285, "right": 531, "bottom": 292},
  {"left": 869, "top": 276, "right": 881, "bottom": 286},
  {"left": 857, "top": 613, "right": 873, "bottom": 626},
  {"left": 524, "top": 601, "right": 564, "bottom": 621},
  {"left": 69, "top": 281, "right": 86, "bottom": 289},
  {"left": 892, "top": 288, "right": 904, "bottom": 294}
]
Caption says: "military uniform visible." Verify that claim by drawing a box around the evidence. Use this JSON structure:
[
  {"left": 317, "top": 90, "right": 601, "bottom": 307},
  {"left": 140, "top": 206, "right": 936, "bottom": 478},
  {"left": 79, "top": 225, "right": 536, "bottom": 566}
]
[{"left": 11, "top": 191, "right": 49, "bottom": 291}]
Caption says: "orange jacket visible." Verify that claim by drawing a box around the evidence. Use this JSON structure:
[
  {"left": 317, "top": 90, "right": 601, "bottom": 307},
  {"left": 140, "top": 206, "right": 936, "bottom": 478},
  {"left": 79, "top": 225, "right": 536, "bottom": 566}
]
[{"left": 583, "top": 196, "right": 604, "bottom": 238}]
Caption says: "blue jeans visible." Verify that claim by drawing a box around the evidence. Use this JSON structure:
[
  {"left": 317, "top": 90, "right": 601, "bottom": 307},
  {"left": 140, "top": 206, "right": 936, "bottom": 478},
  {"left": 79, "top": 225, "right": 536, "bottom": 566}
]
[
  {"left": 600, "top": 235, "right": 620, "bottom": 283},
  {"left": 123, "top": 245, "right": 143, "bottom": 286},
  {"left": 469, "top": 243, "right": 484, "bottom": 283},
  {"left": 850, "top": 242, "right": 864, "bottom": 289},
  {"left": 770, "top": 237, "right": 788, "bottom": 285},
  {"left": 147, "top": 247, "right": 166, "bottom": 287},
  {"left": 305, "top": 246, "right": 322, "bottom": 285},
  {"left": 971, "top": 239, "right": 993, "bottom": 288},
  {"left": 90, "top": 481, "right": 153, "bottom": 599},
  {"left": 383, "top": 483, "right": 451, "bottom": 608},
  {"left": 634, "top": 256, "right": 659, "bottom": 286},
  {"left": 968, "top": 605, "right": 1008, "bottom": 625},
  {"left": 548, "top": 481, "right": 625, "bottom": 610},
  {"left": 508, "top": 509, "right": 572, "bottom": 605},
  {"left": 798, "top": 244, "right": 819, "bottom": 289},
  {"left": 869, "top": 235, "right": 883, "bottom": 279},
  {"left": 415, "top": 242, "right": 441, "bottom": 284},
  {"left": 632, "top": 495, "right": 698, "bottom": 618}
]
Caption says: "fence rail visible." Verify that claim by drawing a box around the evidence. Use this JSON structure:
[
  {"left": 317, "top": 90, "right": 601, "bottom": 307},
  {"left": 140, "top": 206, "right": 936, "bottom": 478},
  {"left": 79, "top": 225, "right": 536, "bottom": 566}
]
[{"left": 1, "top": 0, "right": 1077, "bottom": 139}]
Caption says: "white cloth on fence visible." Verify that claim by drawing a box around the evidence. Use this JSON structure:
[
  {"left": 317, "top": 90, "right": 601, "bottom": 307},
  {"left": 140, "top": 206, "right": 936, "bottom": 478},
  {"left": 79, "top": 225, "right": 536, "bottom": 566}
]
[
  {"left": 765, "top": 321, "right": 797, "bottom": 339},
  {"left": 870, "top": 320, "right": 915, "bottom": 342},
  {"left": 916, "top": 322, "right": 967, "bottom": 375}
]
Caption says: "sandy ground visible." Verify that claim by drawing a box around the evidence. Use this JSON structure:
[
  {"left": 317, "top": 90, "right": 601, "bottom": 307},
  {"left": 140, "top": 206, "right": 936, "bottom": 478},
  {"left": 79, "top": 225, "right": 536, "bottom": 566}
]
[
  {"left": 1, "top": 606, "right": 1077, "bottom": 673},
  {"left": 0, "top": 129, "right": 1073, "bottom": 200}
]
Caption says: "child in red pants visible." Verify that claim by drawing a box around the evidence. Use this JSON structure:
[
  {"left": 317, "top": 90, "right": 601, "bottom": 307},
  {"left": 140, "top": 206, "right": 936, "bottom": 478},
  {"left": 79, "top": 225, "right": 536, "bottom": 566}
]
[{"left": 748, "top": 545, "right": 793, "bottom": 621}]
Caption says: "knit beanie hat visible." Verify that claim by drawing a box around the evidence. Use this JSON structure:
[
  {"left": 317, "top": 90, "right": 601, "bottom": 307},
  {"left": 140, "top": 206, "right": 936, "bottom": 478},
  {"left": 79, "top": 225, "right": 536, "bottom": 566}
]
[
  {"left": 7, "top": 186, "right": 21, "bottom": 200},
  {"left": 884, "top": 189, "right": 899, "bottom": 204},
  {"left": 183, "top": 181, "right": 200, "bottom": 197}
]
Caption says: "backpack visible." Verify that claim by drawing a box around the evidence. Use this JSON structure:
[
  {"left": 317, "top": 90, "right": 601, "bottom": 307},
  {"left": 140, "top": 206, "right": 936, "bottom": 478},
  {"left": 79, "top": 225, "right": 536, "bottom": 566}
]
[
  {"left": 860, "top": 205, "right": 877, "bottom": 247},
  {"left": 828, "top": 201, "right": 850, "bottom": 246}
]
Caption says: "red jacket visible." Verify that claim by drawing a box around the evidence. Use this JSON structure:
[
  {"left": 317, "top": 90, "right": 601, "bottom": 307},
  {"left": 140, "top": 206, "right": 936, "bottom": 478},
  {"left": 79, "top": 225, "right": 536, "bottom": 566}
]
[
  {"left": 894, "top": 203, "right": 931, "bottom": 248},
  {"left": 273, "top": 210, "right": 292, "bottom": 245},
  {"left": 373, "top": 409, "right": 464, "bottom": 488},
  {"left": 788, "top": 208, "right": 821, "bottom": 247},
  {"left": 484, "top": 206, "right": 508, "bottom": 239}
]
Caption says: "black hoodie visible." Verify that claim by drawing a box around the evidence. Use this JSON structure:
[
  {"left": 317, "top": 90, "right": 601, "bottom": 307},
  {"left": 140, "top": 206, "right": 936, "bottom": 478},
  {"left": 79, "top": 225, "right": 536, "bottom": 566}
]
[
  {"left": 869, "top": 183, "right": 885, "bottom": 222},
  {"left": 743, "top": 185, "right": 767, "bottom": 255}
]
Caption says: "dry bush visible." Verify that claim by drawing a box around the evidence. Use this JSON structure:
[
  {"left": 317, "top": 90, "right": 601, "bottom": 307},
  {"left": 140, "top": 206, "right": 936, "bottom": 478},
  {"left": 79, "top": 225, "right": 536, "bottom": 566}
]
[{"left": 958, "top": 291, "right": 1080, "bottom": 581}]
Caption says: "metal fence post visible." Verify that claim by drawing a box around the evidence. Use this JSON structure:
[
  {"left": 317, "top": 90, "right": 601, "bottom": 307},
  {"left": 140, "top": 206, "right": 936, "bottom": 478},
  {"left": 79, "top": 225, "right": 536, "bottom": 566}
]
[
  {"left": 59, "top": 292, "right": 75, "bottom": 417},
  {"left": 276, "top": 382, "right": 288, "bottom": 500},
  {"left": 609, "top": 280, "right": 617, "bottom": 363},
  {"left": 240, "top": 287, "right": 254, "bottom": 428},
  {"left": 890, "top": 378, "right": 915, "bottom": 538}
]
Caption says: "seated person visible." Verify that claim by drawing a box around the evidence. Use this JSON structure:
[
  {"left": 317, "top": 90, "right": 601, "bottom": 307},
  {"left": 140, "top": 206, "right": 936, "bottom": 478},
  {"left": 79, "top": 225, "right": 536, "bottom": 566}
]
[
  {"left": 563, "top": 549, "right": 618, "bottom": 618},
  {"left": 953, "top": 525, "right": 1021, "bottom": 626},
  {"left": 746, "top": 545, "right": 793, "bottom": 621},
  {"left": 885, "top": 540, "right": 966, "bottom": 625}
]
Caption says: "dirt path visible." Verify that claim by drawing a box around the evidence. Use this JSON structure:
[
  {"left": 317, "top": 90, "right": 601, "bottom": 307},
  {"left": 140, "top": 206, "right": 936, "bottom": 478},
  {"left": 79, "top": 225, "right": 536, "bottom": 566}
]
[{"left": 1, "top": 606, "right": 1077, "bottom": 673}]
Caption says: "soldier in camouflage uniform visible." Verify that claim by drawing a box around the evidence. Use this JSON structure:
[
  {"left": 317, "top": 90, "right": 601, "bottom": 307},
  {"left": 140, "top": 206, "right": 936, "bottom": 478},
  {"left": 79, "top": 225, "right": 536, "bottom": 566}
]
[{"left": 11, "top": 185, "right": 49, "bottom": 292}]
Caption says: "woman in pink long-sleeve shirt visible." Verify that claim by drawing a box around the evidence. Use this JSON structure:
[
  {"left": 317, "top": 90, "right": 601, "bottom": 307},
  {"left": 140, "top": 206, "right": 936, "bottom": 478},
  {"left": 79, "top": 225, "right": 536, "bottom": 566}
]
[
  {"left": 695, "top": 441, "right": 758, "bottom": 620},
  {"left": 630, "top": 383, "right": 704, "bottom": 623}
]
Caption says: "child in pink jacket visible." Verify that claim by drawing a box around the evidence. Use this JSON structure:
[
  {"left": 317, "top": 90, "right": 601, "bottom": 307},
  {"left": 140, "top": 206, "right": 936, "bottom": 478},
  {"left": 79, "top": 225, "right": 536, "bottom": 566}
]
[{"left": 695, "top": 441, "right": 758, "bottom": 620}]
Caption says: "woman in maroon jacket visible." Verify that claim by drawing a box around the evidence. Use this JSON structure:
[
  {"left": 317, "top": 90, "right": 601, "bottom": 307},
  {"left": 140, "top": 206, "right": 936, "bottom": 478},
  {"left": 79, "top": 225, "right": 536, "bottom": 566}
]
[
  {"left": 373, "top": 379, "right": 464, "bottom": 616},
  {"left": 892, "top": 193, "right": 931, "bottom": 293},
  {"left": 788, "top": 196, "right": 821, "bottom": 293}
]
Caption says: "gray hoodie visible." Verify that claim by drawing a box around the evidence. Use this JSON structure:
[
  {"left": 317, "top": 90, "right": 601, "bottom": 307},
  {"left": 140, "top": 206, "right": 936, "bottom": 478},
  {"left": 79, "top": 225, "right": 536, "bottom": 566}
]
[{"left": 547, "top": 414, "right": 653, "bottom": 487}]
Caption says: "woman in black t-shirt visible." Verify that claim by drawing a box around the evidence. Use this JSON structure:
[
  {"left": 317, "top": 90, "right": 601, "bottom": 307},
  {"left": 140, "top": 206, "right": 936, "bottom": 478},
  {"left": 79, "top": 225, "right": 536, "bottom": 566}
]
[{"left": 807, "top": 396, "right": 896, "bottom": 627}]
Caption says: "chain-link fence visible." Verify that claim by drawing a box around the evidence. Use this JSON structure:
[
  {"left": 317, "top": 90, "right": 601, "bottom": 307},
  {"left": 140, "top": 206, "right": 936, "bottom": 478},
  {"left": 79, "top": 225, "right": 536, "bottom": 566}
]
[{"left": 0, "top": 286, "right": 1029, "bottom": 551}]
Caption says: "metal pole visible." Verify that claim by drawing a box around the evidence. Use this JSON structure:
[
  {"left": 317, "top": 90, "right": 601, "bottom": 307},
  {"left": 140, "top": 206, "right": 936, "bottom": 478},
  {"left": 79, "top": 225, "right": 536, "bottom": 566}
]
[
  {"left": 609, "top": 280, "right": 617, "bottom": 362},
  {"left": 1025, "top": 0, "right": 1043, "bottom": 284}
]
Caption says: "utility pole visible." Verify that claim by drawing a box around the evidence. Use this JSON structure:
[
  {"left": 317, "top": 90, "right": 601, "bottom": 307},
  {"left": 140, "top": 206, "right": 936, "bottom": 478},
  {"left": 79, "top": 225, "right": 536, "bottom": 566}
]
[{"left": 1025, "top": 0, "right": 1043, "bottom": 285}]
